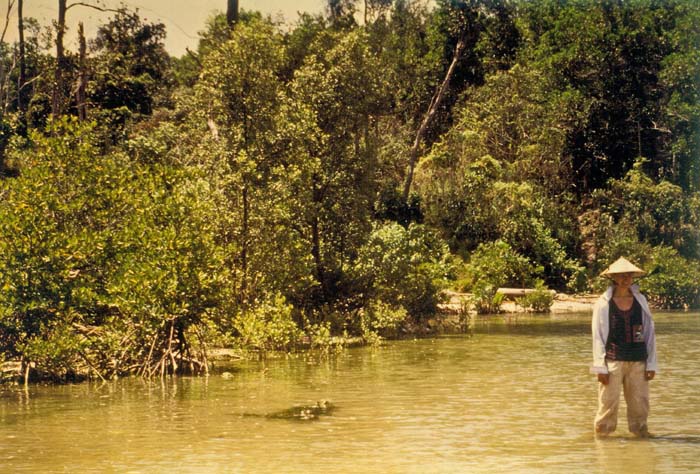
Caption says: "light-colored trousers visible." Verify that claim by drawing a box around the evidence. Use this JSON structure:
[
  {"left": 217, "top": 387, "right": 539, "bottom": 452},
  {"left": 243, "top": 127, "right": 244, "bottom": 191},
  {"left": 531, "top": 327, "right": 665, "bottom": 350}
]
[{"left": 594, "top": 360, "right": 649, "bottom": 436}]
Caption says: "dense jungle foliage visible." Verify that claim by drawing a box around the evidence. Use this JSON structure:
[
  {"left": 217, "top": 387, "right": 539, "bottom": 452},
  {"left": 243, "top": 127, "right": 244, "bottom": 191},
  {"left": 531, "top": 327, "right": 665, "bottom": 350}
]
[{"left": 0, "top": 0, "right": 698, "bottom": 381}]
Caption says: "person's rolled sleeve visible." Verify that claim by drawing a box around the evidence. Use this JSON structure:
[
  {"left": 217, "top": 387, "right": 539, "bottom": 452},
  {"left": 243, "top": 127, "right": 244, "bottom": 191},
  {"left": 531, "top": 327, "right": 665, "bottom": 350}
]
[{"left": 591, "top": 300, "right": 609, "bottom": 375}]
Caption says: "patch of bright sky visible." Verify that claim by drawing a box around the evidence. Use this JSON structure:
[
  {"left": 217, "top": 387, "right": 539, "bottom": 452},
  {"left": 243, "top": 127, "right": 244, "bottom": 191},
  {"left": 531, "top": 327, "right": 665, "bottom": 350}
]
[{"left": 2, "top": 0, "right": 326, "bottom": 56}]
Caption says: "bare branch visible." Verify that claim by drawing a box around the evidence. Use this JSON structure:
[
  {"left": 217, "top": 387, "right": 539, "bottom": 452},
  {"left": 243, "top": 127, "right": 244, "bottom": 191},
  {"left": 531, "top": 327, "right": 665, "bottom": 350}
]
[
  {"left": 1, "top": 0, "right": 16, "bottom": 44},
  {"left": 649, "top": 121, "right": 672, "bottom": 135},
  {"left": 402, "top": 34, "right": 467, "bottom": 202},
  {"left": 66, "top": 2, "right": 120, "bottom": 14},
  {"left": 185, "top": 47, "right": 202, "bottom": 69}
]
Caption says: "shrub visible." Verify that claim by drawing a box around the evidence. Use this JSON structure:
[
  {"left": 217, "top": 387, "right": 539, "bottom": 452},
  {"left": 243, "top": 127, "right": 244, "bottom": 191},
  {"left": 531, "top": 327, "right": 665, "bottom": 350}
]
[
  {"left": 234, "top": 295, "right": 302, "bottom": 352},
  {"left": 470, "top": 282, "right": 505, "bottom": 314},
  {"left": 0, "top": 119, "right": 231, "bottom": 379},
  {"left": 642, "top": 247, "right": 700, "bottom": 309},
  {"left": 460, "top": 240, "right": 538, "bottom": 292},
  {"left": 359, "top": 300, "right": 408, "bottom": 343},
  {"left": 353, "top": 222, "right": 453, "bottom": 319},
  {"left": 0, "top": 120, "right": 133, "bottom": 379},
  {"left": 519, "top": 281, "right": 555, "bottom": 313},
  {"left": 493, "top": 182, "right": 584, "bottom": 291},
  {"left": 305, "top": 321, "right": 337, "bottom": 352},
  {"left": 594, "top": 161, "right": 700, "bottom": 260}
]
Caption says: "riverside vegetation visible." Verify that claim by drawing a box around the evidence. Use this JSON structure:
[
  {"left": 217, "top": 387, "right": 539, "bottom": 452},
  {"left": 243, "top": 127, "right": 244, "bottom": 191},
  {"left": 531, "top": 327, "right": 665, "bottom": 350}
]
[{"left": 0, "top": 0, "right": 698, "bottom": 382}]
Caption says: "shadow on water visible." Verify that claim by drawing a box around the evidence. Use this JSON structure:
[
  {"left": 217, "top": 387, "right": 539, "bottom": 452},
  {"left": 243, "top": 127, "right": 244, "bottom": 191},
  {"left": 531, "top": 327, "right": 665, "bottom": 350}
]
[
  {"left": 650, "top": 434, "right": 700, "bottom": 444},
  {"left": 593, "top": 433, "right": 700, "bottom": 445}
]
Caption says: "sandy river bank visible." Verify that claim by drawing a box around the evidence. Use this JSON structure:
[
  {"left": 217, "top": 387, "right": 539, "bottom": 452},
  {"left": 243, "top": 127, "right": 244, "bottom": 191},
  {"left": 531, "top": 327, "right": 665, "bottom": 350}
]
[{"left": 440, "top": 290, "right": 598, "bottom": 314}]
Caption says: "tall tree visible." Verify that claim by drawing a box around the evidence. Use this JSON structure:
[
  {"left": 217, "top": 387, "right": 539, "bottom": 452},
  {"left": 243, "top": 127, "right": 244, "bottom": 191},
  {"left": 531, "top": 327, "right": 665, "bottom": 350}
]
[
  {"left": 227, "top": 0, "right": 239, "bottom": 27},
  {"left": 522, "top": 0, "right": 671, "bottom": 192},
  {"left": 52, "top": 1, "right": 119, "bottom": 118},
  {"left": 0, "top": 0, "right": 16, "bottom": 111},
  {"left": 363, "top": 0, "right": 392, "bottom": 24},
  {"left": 195, "top": 18, "right": 286, "bottom": 305},
  {"left": 658, "top": 0, "right": 700, "bottom": 191},
  {"left": 76, "top": 22, "right": 87, "bottom": 121},
  {"left": 51, "top": 0, "right": 67, "bottom": 118},
  {"left": 402, "top": 31, "right": 465, "bottom": 202},
  {"left": 288, "top": 30, "right": 388, "bottom": 313},
  {"left": 327, "top": 0, "right": 356, "bottom": 28},
  {"left": 401, "top": 0, "right": 490, "bottom": 202},
  {"left": 89, "top": 8, "right": 169, "bottom": 115},
  {"left": 0, "top": 0, "right": 15, "bottom": 175},
  {"left": 17, "top": 0, "right": 26, "bottom": 114}
]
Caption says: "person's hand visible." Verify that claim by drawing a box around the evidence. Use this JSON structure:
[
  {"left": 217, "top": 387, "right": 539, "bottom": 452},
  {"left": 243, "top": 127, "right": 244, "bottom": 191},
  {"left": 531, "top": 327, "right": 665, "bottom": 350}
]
[
  {"left": 645, "top": 370, "right": 655, "bottom": 381},
  {"left": 597, "top": 373, "right": 609, "bottom": 385}
]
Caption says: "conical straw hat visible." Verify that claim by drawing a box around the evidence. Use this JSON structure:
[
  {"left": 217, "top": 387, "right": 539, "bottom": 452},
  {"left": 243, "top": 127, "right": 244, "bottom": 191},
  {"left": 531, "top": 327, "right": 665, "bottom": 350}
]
[{"left": 600, "top": 257, "right": 646, "bottom": 278}]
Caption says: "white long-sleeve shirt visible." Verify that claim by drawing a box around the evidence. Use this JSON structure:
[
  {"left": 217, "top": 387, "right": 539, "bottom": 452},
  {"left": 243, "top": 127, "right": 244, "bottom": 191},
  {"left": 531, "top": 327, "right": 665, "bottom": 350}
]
[{"left": 590, "top": 284, "right": 658, "bottom": 374}]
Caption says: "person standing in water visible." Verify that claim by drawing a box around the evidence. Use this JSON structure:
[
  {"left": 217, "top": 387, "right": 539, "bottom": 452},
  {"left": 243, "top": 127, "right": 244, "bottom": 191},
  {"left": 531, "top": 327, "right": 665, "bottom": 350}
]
[{"left": 591, "top": 257, "right": 658, "bottom": 438}]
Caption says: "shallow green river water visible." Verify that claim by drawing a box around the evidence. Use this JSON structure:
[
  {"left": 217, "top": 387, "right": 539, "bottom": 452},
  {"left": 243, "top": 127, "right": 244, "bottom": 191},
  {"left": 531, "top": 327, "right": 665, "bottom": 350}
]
[{"left": 1, "top": 312, "right": 699, "bottom": 473}]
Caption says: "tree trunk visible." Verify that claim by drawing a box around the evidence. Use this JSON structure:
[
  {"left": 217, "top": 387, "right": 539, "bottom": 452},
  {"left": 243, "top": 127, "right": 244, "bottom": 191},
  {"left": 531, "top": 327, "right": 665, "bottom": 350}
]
[
  {"left": 310, "top": 182, "right": 326, "bottom": 310},
  {"left": 76, "top": 22, "right": 87, "bottom": 121},
  {"left": 227, "top": 0, "right": 239, "bottom": 27},
  {"left": 311, "top": 214, "right": 324, "bottom": 299},
  {"left": 17, "top": 0, "right": 26, "bottom": 114},
  {"left": 239, "top": 184, "right": 249, "bottom": 302},
  {"left": 52, "top": 0, "right": 67, "bottom": 119},
  {"left": 0, "top": 0, "right": 14, "bottom": 175},
  {"left": 401, "top": 34, "right": 466, "bottom": 203}
]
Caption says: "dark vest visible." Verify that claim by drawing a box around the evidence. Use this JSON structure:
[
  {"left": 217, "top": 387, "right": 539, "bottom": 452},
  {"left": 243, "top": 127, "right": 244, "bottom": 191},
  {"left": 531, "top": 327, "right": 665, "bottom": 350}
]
[{"left": 605, "top": 297, "right": 648, "bottom": 362}]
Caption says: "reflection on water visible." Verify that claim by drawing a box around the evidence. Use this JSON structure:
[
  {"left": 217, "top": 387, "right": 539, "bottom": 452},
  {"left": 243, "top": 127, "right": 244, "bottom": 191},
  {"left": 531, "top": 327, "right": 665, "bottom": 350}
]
[{"left": 1, "top": 312, "right": 698, "bottom": 473}]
